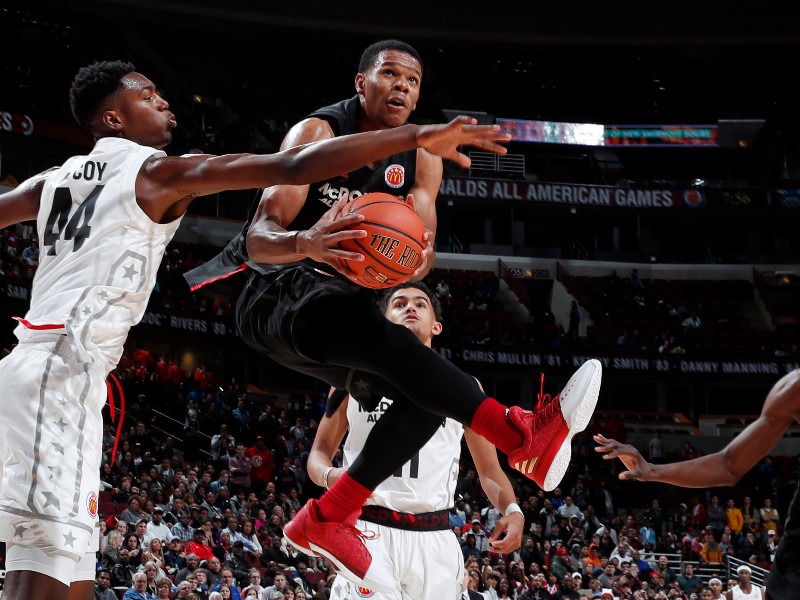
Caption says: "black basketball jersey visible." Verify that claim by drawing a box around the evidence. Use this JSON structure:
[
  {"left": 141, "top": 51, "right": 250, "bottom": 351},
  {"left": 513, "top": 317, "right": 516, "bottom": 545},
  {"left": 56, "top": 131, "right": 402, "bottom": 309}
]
[{"left": 185, "top": 95, "right": 417, "bottom": 289}]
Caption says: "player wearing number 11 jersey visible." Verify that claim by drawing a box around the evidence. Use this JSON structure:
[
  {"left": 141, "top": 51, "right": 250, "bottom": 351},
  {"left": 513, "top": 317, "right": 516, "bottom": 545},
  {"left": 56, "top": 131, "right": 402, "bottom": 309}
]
[
  {"left": 306, "top": 282, "right": 524, "bottom": 600},
  {"left": 0, "top": 60, "right": 510, "bottom": 600}
]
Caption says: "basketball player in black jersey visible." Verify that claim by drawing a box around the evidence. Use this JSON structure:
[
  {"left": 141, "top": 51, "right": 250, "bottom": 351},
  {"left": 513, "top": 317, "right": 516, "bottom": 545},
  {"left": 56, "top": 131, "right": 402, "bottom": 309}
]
[
  {"left": 594, "top": 369, "right": 800, "bottom": 600},
  {"left": 187, "top": 39, "right": 602, "bottom": 592}
]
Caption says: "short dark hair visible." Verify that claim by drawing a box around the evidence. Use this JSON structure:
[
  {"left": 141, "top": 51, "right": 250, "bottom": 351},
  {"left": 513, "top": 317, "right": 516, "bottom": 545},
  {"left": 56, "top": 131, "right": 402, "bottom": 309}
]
[
  {"left": 358, "top": 39, "right": 422, "bottom": 74},
  {"left": 378, "top": 281, "right": 442, "bottom": 322},
  {"left": 96, "top": 568, "right": 111, "bottom": 578},
  {"left": 69, "top": 60, "right": 135, "bottom": 130}
]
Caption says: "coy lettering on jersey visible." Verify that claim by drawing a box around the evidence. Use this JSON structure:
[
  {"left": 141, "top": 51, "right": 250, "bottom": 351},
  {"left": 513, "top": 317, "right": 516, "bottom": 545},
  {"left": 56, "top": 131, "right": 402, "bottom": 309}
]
[{"left": 72, "top": 161, "right": 108, "bottom": 181}]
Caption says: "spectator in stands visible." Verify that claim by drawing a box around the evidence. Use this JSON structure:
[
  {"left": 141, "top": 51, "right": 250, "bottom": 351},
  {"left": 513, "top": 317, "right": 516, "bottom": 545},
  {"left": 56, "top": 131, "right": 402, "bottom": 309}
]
[
  {"left": 125, "top": 533, "right": 144, "bottom": 569},
  {"left": 655, "top": 556, "right": 676, "bottom": 585},
  {"left": 139, "top": 560, "right": 167, "bottom": 592},
  {"left": 759, "top": 499, "right": 778, "bottom": 542},
  {"left": 124, "top": 572, "right": 154, "bottom": 600},
  {"left": 121, "top": 496, "right": 149, "bottom": 529},
  {"left": 725, "top": 498, "right": 744, "bottom": 537},
  {"left": 648, "top": 432, "right": 665, "bottom": 464},
  {"left": 175, "top": 553, "right": 202, "bottom": 585},
  {"left": 155, "top": 577, "right": 173, "bottom": 600},
  {"left": 211, "top": 426, "right": 235, "bottom": 467},
  {"left": 103, "top": 530, "right": 124, "bottom": 569},
  {"left": 224, "top": 541, "right": 251, "bottom": 588},
  {"left": 111, "top": 549, "right": 135, "bottom": 589},
  {"left": 263, "top": 572, "right": 290, "bottom": 600},
  {"left": 434, "top": 278, "right": 451, "bottom": 305},
  {"left": 676, "top": 563, "right": 702, "bottom": 595},
  {"left": 700, "top": 530, "right": 723, "bottom": 565},
  {"left": 558, "top": 496, "right": 583, "bottom": 521},
  {"left": 21, "top": 239, "right": 39, "bottom": 266},
  {"left": 741, "top": 496, "right": 760, "bottom": 531},
  {"left": 172, "top": 511, "right": 196, "bottom": 542},
  {"left": 145, "top": 507, "right": 172, "bottom": 545},
  {"left": 706, "top": 496, "right": 726, "bottom": 538},
  {"left": 164, "top": 537, "right": 185, "bottom": 575},
  {"left": 95, "top": 568, "right": 117, "bottom": 600},
  {"left": 228, "top": 443, "right": 253, "bottom": 496},
  {"left": 246, "top": 436, "right": 274, "bottom": 495}
]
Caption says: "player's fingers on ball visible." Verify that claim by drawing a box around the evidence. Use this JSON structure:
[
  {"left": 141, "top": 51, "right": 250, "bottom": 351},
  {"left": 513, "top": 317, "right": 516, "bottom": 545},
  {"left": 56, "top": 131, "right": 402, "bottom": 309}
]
[
  {"left": 328, "top": 228, "right": 367, "bottom": 242},
  {"left": 330, "top": 249, "right": 364, "bottom": 262},
  {"left": 325, "top": 214, "right": 364, "bottom": 232}
]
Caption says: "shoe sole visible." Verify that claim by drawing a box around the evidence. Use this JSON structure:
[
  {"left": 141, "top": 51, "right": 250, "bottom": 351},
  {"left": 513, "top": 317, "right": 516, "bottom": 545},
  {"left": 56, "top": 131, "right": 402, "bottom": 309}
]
[
  {"left": 284, "top": 529, "right": 315, "bottom": 557},
  {"left": 542, "top": 359, "right": 602, "bottom": 491}
]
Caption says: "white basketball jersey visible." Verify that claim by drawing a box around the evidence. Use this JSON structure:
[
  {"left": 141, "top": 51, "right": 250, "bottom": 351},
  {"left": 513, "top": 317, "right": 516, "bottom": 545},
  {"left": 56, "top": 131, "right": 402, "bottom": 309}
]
[
  {"left": 344, "top": 395, "right": 463, "bottom": 513},
  {"left": 732, "top": 585, "right": 763, "bottom": 600},
  {"left": 15, "top": 137, "right": 182, "bottom": 370}
]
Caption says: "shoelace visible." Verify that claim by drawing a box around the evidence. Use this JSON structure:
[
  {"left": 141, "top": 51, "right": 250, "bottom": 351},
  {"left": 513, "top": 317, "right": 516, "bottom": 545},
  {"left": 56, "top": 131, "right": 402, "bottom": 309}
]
[
  {"left": 535, "top": 372, "right": 553, "bottom": 410},
  {"left": 532, "top": 372, "right": 561, "bottom": 429}
]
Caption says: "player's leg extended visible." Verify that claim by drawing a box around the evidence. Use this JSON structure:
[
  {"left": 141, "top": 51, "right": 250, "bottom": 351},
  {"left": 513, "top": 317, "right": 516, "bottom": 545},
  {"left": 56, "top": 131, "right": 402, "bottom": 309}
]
[{"left": 294, "top": 295, "right": 602, "bottom": 490}]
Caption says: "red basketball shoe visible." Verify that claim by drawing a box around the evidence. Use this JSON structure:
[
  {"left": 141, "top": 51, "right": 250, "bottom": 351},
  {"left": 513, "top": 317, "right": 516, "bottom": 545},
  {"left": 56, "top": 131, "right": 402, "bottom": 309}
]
[
  {"left": 507, "top": 359, "right": 602, "bottom": 491},
  {"left": 284, "top": 499, "right": 394, "bottom": 593}
]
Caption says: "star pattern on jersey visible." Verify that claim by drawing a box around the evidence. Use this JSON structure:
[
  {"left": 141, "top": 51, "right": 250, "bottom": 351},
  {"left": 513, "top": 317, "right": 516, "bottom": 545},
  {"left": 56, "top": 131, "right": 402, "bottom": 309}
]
[
  {"left": 14, "top": 523, "right": 28, "bottom": 538},
  {"left": 352, "top": 377, "right": 371, "bottom": 393},
  {"left": 64, "top": 530, "right": 77, "bottom": 547},
  {"left": 98, "top": 289, "right": 109, "bottom": 300},
  {"left": 42, "top": 491, "right": 61, "bottom": 509},
  {"left": 47, "top": 465, "right": 64, "bottom": 480},
  {"left": 122, "top": 263, "right": 139, "bottom": 280},
  {"left": 52, "top": 441, "right": 66, "bottom": 455},
  {"left": 53, "top": 417, "right": 68, "bottom": 432},
  {"left": 57, "top": 396, "right": 68, "bottom": 407},
  {"left": 82, "top": 306, "right": 91, "bottom": 315}
]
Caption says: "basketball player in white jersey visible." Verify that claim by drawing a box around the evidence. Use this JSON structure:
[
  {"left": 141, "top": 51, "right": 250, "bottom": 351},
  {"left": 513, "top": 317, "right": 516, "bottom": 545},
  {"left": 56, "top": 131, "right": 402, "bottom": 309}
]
[
  {"left": 307, "top": 282, "right": 524, "bottom": 600},
  {"left": 0, "top": 59, "right": 510, "bottom": 600},
  {"left": 727, "top": 565, "right": 764, "bottom": 600}
]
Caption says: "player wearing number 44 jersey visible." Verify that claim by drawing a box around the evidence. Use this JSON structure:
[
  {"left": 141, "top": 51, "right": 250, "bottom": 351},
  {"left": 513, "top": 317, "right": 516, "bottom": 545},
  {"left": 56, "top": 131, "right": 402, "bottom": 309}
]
[
  {"left": 308, "top": 282, "right": 524, "bottom": 600},
  {"left": 0, "top": 60, "right": 511, "bottom": 600}
]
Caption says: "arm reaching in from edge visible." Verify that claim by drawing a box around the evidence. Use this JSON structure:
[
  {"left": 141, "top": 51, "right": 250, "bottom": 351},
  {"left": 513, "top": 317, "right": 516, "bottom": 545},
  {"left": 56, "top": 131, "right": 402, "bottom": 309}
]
[{"left": 594, "top": 369, "right": 800, "bottom": 488}]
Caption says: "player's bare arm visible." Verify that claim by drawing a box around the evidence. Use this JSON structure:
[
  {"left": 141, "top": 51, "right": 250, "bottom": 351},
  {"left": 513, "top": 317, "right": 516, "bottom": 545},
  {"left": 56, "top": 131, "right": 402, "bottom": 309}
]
[
  {"left": 246, "top": 117, "right": 364, "bottom": 265},
  {"left": 464, "top": 428, "right": 524, "bottom": 553},
  {"left": 0, "top": 169, "right": 55, "bottom": 229},
  {"left": 307, "top": 392, "right": 350, "bottom": 491},
  {"left": 463, "top": 378, "right": 523, "bottom": 552},
  {"left": 136, "top": 116, "right": 509, "bottom": 224},
  {"left": 405, "top": 148, "right": 442, "bottom": 280},
  {"left": 595, "top": 369, "right": 800, "bottom": 488}
]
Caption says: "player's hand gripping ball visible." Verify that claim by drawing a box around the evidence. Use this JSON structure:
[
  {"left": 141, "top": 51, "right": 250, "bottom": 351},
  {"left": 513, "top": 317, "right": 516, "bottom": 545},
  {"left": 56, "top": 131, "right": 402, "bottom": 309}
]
[{"left": 338, "top": 192, "right": 426, "bottom": 289}]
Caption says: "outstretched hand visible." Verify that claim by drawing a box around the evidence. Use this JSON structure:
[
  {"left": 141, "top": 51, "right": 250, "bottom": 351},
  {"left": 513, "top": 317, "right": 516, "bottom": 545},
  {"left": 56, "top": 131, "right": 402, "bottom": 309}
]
[
  {"left": 416, "top": 116, "right": 511, "bottom": 168},
  {"left": 488, "top": 512, "right": 524, "bottom": 554},
  {"left": 593, "top": 434, "right": 652, "bottom": 481},
  {"left": 295, "top": 197, "right": 366, "bottom": 275}
]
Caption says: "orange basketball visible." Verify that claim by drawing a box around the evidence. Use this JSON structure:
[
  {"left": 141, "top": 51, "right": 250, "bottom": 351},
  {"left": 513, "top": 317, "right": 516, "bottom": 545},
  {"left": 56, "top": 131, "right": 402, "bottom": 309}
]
[{"left": 338, "top": 192, "right": 426, "bottom": 289}]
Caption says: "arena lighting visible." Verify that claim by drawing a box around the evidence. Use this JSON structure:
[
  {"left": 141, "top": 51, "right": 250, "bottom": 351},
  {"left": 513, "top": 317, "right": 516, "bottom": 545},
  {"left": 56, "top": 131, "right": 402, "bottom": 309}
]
[{"left": 495, "top": 117, "right": 766, "bottom": 148}]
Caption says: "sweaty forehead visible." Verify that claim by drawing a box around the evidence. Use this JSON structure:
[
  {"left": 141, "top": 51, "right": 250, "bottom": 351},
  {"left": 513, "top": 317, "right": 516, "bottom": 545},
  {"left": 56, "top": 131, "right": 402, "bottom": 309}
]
[
  {"left": 120, "top": 72, "right": 155, "bottom": 93},
  {"left": 373, "top": 50, "right": 422, "bottom": 77}
]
